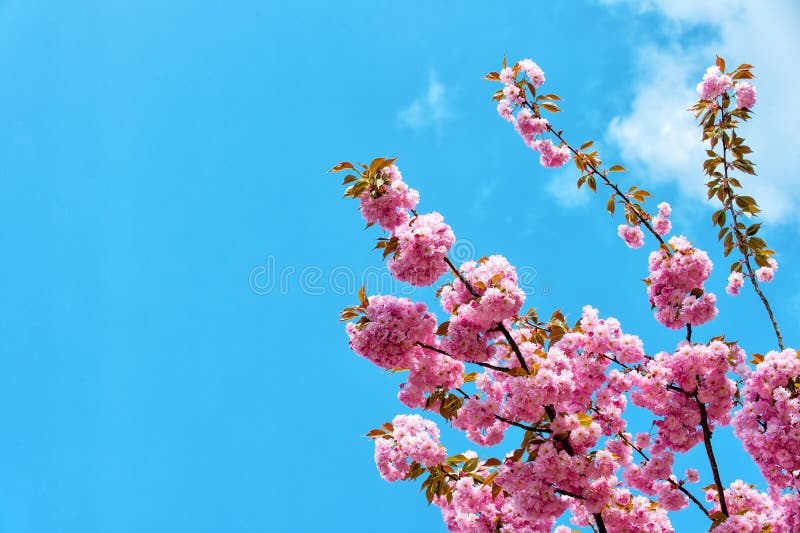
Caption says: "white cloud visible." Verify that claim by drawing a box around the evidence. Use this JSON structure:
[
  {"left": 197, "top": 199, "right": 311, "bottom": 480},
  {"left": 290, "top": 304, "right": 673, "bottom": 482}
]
[
  {"left": 397, "top": 71, "right": 452, "bottom": 133},
  {"left": 602, "top": 0, "right": 800, "bottom": 226},
  {"left": 545, "top": 168, "right": 591, "bottom": 208}
]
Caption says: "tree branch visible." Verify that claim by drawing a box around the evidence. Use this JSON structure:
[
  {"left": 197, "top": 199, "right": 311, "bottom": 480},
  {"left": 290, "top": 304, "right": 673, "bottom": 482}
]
[{"left": 697, "top": 399, "right": 728, "bottom": 517}]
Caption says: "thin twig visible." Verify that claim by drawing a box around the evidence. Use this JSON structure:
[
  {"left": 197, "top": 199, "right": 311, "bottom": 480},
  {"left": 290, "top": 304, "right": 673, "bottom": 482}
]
[
  {"left": 717, "top": 114, "right": 784, "bottom": 350},
  {"left": 697, "top": 400, "right": 728, "bottom": 517},
  {"left": 443, "top": 256, "right": 531, "bottom": 374}
]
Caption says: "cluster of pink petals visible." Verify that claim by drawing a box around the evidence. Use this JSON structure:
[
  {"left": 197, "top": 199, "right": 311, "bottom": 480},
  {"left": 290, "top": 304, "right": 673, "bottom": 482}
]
[
  {"left": 518, "top": 59, "right": 545, "bottom": 87},
  {"left": 647, "top": 235, "right": 717, "bottom": 329},
  {"left": 436, "top": 471, "right": 506, "bottom": 532},
  {"left": 589, "top": 490, "right": 674, "bottom": 532},
  {"left": 706, "top": 480, "right": 795, "bottom": 533},
  {"left": 449, "top": 306, "right": 644, "bottom": 456},
  {"left": 495, "top": 59, "right": 570, "bottom": 169},
  {"left": 733, "top": 348, "right": 800, "bottom": 494},
  {"left": 388, "top": 212, "right": 455, "bottom": 286},
  {"left": 617, "top": 224, "right": 645, "bottom": 249},
  {"left": 726, "top": 271, "right": 745, "bottom": 296},
  {"left": 514, "top": 108, "right": 549, "bottom": 145},
  {"left": 755, "top": 258, "right": 777, "bottom": 283},
  {"left": 530, "top": 139, "right": 570, "bottom": 168},
  {"left": 398, "top": 348, "right": 465, "bottom": 409},
  {"left": 374, "top": 414, "right": 447, "bottom": 482},
  {"left": 652, "top": 201, "right": 672, "bottom": 236},
  {"left": 696, "top": 65, "right": 733, "bottom": 100},
  {"left": 358, "top": 165, "right": 419, "bottom": 231},
  {"left": 439, "top": 256, "right": 525, "bottom": 362},
  {"left": 630, "top": 340, "right": 745, "bottom": 452},
  {"left": 734, "top": 81, "right": 757, "bottom": 109},
  {"left": 346, "top": 295, "right": 436, "bottom": 370}
]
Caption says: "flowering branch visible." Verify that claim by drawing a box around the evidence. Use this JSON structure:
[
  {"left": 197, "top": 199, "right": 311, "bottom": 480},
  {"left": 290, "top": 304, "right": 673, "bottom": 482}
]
[{"left": 697, "top": 399, "right": 728, "bottom": 517}]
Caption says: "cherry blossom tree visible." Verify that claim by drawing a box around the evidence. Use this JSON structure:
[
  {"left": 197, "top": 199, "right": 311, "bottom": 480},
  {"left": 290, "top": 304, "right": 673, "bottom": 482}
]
[{"left": 330, "top": 55, "right": 798, "bottom": 532}]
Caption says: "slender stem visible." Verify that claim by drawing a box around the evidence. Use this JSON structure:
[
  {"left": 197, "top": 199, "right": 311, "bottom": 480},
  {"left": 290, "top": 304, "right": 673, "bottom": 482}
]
[
  {"left": 617, "top": 432, "right": 711, "bottom": 519},
  {"left": 718, "top": 112, "right": 784, "bottom": 350},
  {"left": 555, "top": 488, "right": 584, "bottom": 499},
  {"left": 494, "top": 414, "right": 551, "bottom": 433},
  {"left": 443, "top": 256, "right": 531, "bottom": 374},
  {"left": 697, "top": 400, "right": 728, "bottom": 517},
  {"left": 686, "top": 324, "right": 692, "bottom": 343},
  {"left": 416, "top": 342, "right": 514, "bottom": 374},
  {"left": 543, "top": 123, "right": 666, "bottom": 246}
]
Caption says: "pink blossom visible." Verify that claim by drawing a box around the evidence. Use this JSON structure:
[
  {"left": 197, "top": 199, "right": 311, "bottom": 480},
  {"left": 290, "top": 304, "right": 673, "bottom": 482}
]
[
  {"left": 618, "top": 224, "right": 645, "bottom": 249},
  {"left": 502, "top": 84, "right": 523, "bottom": 105},
  {"left": 734, "top": 349, "right": 800, "bottom": 494},
  {"left": 346, "top": 295, "right": 436, "bottom": 370},
  {"left": 696, "top": 65, "right": 733, "bottom": 100},
  {"left": 374, "top": 414, "right": 447, "bottom": 482},
  {"left": 497, "top": 99, "right": 514, "bottom": 122},
  {"left": 652, "top": 216, "right": 671, "bottom": 236},
  {"left": 518, "top": 58, "right": 545, "bottom": 87},
  {"left": 513, "top": 108, "right": 548, "bottom": 144},
  {"left": 685, "top": 468, "right": 699, "bottom": 483},
  {"left": 531, "top": 139, "right": 570, "bottom": 168},
  {"left": 358, "top": 165, "right": 419, "bottom": 231},
  {"left": 647, "top": 235, "right": 717, "bottom": 329},
  {"left": 755, "top": 266, "right": 774, "bottom": 283},
  {"left": 398, "top": 348, "right": 464, "bottom": 408},
  {"left": 734, "top": 81, "right": 757, "bottom": 109},
  {"left": 499, "top": 67, "right": 515, "bottom": 85},
  {"left": 726, "top": 271, "right": 744, "bottom": 296},
  {"left": 388, "top": 212, "right": 455, "bottom": 286}
]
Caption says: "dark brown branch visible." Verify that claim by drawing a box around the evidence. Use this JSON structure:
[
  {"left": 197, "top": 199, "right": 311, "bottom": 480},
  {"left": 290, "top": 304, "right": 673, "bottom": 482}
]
[
  {"left": 416, "top": 342, "right": 514, "bottom": 374},
  {"left": 494, "top": 414, "right": 551, "bottom": 433},
  {"left": 686, "top": 323, "right": 692, "bottom": 343},
  {"left": 697, "top": 400, "right": 728, "bottom": 517}
]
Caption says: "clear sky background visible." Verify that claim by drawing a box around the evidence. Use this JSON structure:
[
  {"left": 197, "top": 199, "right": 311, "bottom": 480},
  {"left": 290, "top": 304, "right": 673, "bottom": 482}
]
[{"left": 0, "top": 1, "right": 798, "bottom": 532}]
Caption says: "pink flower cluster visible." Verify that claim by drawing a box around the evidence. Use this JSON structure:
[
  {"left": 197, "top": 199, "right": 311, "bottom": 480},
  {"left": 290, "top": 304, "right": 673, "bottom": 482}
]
[
  {"left": 358, "top": 165, "right": 419, "bottom": 231},
  {"left": 439, "top": 256, "right": 525, "bottom": 362},
  {"left": 346, "top": 295, "right": 436, "bottom": 370},
  {"left": 734, "top": 82, "right": 757, "bottom": 109},
  {"left": 388, "top": 212, "right": 455, "bottom": 286},
  {"left": 647, "top": 235, "right": 717, "bottom": 329},
  {"left": 398, "top": 348, "right": 465, "bottom": 409},
  {"left": 755, "top": 258, "right": 778, "bottom": 284},
  {"left": 514, "top": 108, "right": 549, "bottom": 146},
  {"left": 652, "top": 201, "right": 672, "bottom": 236},
  {"left": 374, "top": 414, "right": 447, "bottom": 482},
  {"left": 450, "top": 306, "right": 644, "bottom": 453},
  {"left": 357, "top": 165, "right": 456, "bottom": 287},
  {"left": 495, "top": 59, "right": 571, "bottom": 169},
  {"left": 618, "top": 224, "right": 644, "bottom": 249},
  {"left": 630, "top": 340, "right": 745, "bottom": 452},
  {"left": 733, "top": 348, "right": 800, "bottom": 494},
  {"left": 726, "top": 271, "right": 744, "bottom": 296},
  {"left": 696, "top": 65, "right": 733, "bottom": 100},
  {"left": 706, "top": 480, "right": 795, "bottom": 533},
  {"left": 530, "top": 139, "right": 571, "bottom": 168}
]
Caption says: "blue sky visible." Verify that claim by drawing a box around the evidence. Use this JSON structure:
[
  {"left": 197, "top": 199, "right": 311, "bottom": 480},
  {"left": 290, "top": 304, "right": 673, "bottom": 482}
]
[{"left": 0, "top": 1, "right": 798, "bottom": 531}]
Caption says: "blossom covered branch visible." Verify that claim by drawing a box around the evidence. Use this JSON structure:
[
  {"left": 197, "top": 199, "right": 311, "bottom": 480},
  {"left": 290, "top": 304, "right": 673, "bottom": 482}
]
[{"left": 330, "top": 55, "right": 799, "bottom": 532}]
